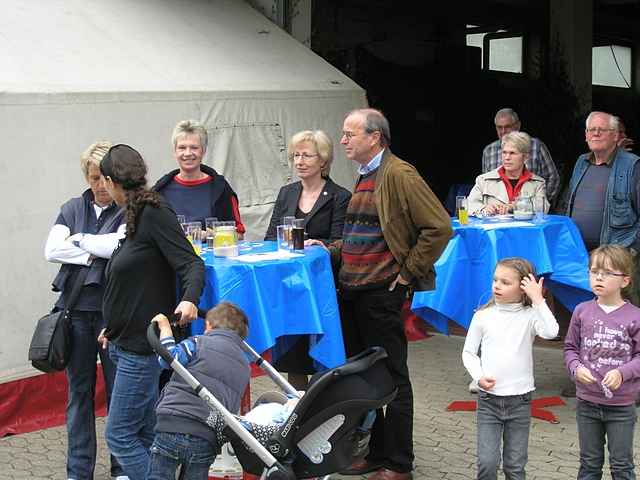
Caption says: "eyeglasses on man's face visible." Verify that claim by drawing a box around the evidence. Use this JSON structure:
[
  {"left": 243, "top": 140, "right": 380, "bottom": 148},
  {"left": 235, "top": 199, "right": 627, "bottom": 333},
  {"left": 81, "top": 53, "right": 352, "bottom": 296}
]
[
  {"left": 588, "top": 268, "right": 627, "bottom": 279},
  {"left": 341, "top": 131, "right": 361, "bottom": 141},
  {"left": 586, "top": 127, "right": 616, "bottom": 135},
  {"left": 293, "top": 153, "right": 318, "bottom": 160}
]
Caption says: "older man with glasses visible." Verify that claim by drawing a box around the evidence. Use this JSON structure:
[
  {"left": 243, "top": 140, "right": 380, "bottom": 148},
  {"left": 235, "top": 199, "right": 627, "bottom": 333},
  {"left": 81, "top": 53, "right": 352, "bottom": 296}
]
[
  {"left": 309, "top": 108, "right": 452, "bottom": 480},
  {"left": 567, "top": 111, "right": 640, "bottom": 255},
  {"left": 563, "top": 111, "right": 640, "bottom": 399},
  {"left": 482, "top": 107, "right": 560, "bottom": 205}
]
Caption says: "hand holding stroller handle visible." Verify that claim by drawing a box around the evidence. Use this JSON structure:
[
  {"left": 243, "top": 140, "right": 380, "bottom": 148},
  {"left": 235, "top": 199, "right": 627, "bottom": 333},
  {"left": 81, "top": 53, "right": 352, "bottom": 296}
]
[
  {"left": 169, "top": 312, "right": 182, "bottom": 327},
  {"left": 146, "top": 322, "right": 175, "bottom": 365}
]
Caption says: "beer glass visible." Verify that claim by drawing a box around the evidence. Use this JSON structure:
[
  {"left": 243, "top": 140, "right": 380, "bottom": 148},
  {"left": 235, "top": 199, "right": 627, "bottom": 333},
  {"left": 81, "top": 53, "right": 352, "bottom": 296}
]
[{"left": 291, "top": 218, "right": 305, "bottom": 251}]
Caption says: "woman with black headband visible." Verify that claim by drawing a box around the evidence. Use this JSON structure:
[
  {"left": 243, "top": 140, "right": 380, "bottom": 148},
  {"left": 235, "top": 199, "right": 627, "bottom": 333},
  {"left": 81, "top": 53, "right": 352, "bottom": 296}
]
[{"left": 98, "top": 144, "right": 204, "bottom": 480}]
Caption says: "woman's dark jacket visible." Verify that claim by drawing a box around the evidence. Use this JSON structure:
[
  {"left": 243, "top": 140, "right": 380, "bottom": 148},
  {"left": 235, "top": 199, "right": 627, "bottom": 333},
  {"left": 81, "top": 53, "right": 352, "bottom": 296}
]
[
  {"left": 153, "top": 164, "right": 244, "bottom": 233},
  {"left": 264, "top": 177, "right": 351, "bottom": 243}
]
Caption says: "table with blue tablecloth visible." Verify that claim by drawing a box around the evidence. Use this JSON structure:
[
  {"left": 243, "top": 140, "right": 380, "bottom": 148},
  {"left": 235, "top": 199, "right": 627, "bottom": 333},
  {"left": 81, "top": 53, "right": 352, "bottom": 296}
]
[
  {"left": 191, "top": 242, "right": 345, "bottom": 370},
  {"left": 411, "top": 215, "right": 594, "bottom": 334}
]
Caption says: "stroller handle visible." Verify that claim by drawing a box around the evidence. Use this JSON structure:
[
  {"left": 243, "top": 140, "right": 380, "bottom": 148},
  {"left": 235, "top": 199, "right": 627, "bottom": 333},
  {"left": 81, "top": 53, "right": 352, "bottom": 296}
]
[
  {"left": 146, "top": 322, "right": 175, "bottom": 366},
  {"left": 338, "top": 346, "right": 388, "bottom": 376}
]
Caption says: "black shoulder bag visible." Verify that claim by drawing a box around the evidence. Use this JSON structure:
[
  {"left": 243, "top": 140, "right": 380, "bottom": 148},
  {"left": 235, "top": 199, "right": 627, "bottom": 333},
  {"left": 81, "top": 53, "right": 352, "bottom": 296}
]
[{"left": 28, "top": 268, "right": 88, "bottom": 373}]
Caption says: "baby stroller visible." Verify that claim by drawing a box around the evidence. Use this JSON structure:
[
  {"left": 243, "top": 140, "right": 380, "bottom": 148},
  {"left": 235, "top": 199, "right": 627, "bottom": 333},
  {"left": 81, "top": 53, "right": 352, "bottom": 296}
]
[{"left": 147, "top": 323, "right": 396, "bottom": 480}]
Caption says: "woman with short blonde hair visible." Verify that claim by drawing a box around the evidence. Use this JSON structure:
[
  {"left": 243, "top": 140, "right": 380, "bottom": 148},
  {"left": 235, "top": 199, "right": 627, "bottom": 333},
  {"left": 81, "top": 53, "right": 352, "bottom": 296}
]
[
  {"left": 44, "top": 140, "right": 125, "bottom": 480},
  {"left": 264, "top": 129, "right": 351, "bottom": 390},
  {"left": 154, "top": 119, "right": 245, "bottom": 236},
  {"left": 287, "top": 130, "right": 334, "bottom": 178}
]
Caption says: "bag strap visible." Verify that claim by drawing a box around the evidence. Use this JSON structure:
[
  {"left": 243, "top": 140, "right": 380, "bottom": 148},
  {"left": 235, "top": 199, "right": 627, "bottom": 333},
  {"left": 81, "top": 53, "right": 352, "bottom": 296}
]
[{"left": 63, "top": 268, "right": 90, "bottom": 313}]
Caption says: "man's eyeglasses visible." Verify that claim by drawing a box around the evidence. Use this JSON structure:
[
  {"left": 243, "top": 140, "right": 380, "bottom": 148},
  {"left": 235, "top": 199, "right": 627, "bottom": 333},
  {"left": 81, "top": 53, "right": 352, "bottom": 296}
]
[
  {"left": 588, "top": 269, "right": 628, "bottom": 279},
  {"left": 293, "top": 153, "right": 318, "bottom": 160},
  {"left": 341, "top": 131, "right": 360, "bottom": 141},
  {"left": 586, "top": 127, "right": 616, "bottom": 135}
]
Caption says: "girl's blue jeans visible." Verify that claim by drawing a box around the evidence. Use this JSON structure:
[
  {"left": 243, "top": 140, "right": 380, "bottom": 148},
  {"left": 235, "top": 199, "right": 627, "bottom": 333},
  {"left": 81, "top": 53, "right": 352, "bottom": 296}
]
[
  {"left": 576, "top": 399, "right": 636, "bottom": 480},
  {"left": 476, "top": 391, "right": 532, "bottom": 480}
]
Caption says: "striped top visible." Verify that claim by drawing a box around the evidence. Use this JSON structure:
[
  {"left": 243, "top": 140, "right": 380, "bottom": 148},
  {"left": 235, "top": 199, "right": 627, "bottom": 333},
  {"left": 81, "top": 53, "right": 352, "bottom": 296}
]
[{"left": 339, "top": 169, "right": 399, "bottom": 290}]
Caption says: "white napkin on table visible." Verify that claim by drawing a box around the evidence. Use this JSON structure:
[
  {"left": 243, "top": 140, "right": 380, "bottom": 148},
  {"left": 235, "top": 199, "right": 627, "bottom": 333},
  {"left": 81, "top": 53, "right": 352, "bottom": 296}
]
[
  {"left": 233, "top": 251, "right": 304, "bottom": 263},
  {"left": 479, "top": 221, "right": 535, "bottom": 230}
]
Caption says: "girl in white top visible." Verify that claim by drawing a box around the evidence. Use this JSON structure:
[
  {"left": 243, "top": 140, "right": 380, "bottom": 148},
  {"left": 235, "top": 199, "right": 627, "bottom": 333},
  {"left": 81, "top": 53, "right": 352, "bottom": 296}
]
[{"left": 462, "top": 257, "right": 559, "bottom": 480}]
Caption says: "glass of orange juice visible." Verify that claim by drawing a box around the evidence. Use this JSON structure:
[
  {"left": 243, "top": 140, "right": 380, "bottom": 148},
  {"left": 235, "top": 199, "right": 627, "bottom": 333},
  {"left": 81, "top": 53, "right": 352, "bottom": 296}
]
[{"left": 456, "top": 196, "right": 469, "bottom": 225}]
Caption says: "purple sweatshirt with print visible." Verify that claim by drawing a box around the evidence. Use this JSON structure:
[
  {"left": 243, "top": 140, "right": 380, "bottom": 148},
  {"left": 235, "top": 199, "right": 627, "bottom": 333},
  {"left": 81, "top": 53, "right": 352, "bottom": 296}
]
[{"left": 564, "top": 300, "right": 640, "bottom": 406}]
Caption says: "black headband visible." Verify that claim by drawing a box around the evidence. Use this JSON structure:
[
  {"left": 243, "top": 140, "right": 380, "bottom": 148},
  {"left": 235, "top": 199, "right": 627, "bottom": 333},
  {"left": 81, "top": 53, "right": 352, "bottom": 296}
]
[{"left": 99, "top": 144, "right": 146, "bottom": 190}]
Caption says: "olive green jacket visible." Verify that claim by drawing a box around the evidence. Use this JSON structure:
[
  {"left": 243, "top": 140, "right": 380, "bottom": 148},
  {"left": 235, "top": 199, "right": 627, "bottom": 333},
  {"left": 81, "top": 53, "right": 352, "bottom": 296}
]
[
  {"left": 374, "top": 150, "right": 452, "bottom": 291},
  {"left": 331, "top": 150, "right": 452, "bottom": 291}
]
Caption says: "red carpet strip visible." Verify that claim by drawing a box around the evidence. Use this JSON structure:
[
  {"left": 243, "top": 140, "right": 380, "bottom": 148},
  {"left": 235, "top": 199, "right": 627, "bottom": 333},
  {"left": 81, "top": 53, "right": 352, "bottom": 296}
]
[{"left": 446, "top": 396, "right": 566, "bottom": 423}]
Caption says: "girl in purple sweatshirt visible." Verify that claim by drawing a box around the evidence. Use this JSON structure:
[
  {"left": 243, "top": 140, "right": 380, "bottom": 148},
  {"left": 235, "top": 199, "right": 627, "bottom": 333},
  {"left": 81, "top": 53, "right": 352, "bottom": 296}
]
[{"left": 564, "top": 244, "right": 640, "bottom": 480}]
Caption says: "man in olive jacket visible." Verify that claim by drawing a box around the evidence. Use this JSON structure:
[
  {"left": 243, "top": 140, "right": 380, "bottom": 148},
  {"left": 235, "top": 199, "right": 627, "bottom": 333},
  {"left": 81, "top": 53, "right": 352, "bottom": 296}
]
[{"left": 311, "top": 108, "right": 452, "bottom": 480}]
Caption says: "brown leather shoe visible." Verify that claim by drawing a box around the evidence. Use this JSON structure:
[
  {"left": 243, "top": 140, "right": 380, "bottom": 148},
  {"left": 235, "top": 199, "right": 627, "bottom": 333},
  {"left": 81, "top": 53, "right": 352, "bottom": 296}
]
[
  {"left": 340, "top": 458, "right": 384, "bottom": 475},
  {"left": 368, "top": 468, "right": 413, "bottom": 480}
]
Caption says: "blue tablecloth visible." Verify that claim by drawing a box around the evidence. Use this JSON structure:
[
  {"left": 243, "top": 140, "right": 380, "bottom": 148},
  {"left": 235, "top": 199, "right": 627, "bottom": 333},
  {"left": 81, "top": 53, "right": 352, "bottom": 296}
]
[
  {"left": 411, "top": 215, "right": 594, "bottom": 334},
  {"left": 192, "top": 242, "right": 345, "bottom": 370}
]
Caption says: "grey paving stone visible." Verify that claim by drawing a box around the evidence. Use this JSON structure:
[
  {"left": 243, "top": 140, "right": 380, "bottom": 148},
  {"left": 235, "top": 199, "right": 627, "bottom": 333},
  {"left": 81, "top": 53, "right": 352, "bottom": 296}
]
[{"left": 1, "top": 335, "right": 639, "bottom": 480}]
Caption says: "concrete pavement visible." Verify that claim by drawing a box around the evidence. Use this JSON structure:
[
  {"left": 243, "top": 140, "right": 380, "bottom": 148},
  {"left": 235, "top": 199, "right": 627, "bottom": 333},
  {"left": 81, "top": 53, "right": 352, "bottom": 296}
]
[{"left": 1, "top": 334, "right": 636, "bottom": 479}]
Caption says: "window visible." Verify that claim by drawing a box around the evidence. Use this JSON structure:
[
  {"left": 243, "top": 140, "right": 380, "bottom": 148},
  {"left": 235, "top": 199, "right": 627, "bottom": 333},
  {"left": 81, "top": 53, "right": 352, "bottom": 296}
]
[
  {"left": 592, "top": 45, "right": 632, "bottom": 88},
  {"left": 486, "top": 35, "right": 523, "bottom": 73},
  {"left": 466, "top": 26, "right": 523, "bottom": 73}
]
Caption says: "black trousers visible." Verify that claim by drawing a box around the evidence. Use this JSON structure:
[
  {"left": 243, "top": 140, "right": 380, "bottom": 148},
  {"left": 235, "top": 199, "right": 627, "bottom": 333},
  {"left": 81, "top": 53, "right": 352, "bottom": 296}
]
[{"left": 339, "top": 284, "right": 414, "bottom": 473}]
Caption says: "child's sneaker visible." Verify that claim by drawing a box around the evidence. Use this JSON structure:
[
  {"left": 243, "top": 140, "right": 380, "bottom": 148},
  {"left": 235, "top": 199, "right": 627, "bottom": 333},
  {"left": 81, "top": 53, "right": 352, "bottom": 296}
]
[{"left": 469, "top": 380, "right": 479, "bottom": 394}]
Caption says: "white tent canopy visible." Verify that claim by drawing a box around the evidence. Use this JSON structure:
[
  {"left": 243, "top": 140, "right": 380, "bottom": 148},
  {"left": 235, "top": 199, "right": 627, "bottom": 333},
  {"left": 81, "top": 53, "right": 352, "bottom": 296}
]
[{"left": 0, "top": 0, "right": 365, "bottom": 381}]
